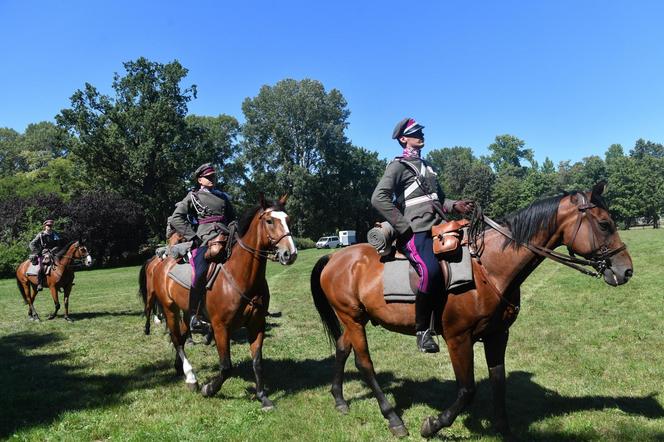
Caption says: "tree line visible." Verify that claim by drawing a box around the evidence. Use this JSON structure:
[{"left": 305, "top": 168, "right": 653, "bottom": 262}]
[{"left": 0, "top": 57, "right": 662, "bottom": 276}]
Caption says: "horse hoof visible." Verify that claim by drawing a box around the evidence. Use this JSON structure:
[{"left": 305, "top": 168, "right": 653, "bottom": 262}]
[
  {"left": 64, "top": 316, "right": 74, "bottom": 323},
  {"left": 261, "top": 401, "right": 275, "bottom": 412},
  {"left": 201, "top": 383, "right": 214, "bottom": 397},
  {"left": 335, "top": 403, "right": 349, "bottom": 414},
  {"left": 389, "top": 424, "right": 409, "bottom": 438},
  {"left": 420, "top": 416, "right": 438, "bottom": 438},
  {"left": 47, "top": 314, "right": 56, "bottom": 320},
  {"left": 186, "top": 382, "right": 199, "bottom": 392}
]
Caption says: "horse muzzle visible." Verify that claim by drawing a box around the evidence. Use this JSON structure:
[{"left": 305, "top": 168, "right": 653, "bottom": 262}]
[
  {"left": 277, "top": 249, "right": 297, "bottom": 266},
  {"left": 84, "top": 255, "right": 94, "bottom": 267}
]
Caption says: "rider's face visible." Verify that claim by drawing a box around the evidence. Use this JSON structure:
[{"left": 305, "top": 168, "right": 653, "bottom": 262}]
[
  {"left": 197, "top": 174, "right": 216, "bottom": 189},
  {"left": 44, "top": 225, "right": 53, "bottom": 233},
  {"left": 400, "top": 131, "right": 425, "bottom": 150}
]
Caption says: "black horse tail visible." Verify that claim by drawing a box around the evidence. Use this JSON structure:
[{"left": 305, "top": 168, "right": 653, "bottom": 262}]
[
  {"left": 16, "top": 272, "right": 28, "bottom": 304},
  {"left": 138, "top": 257, "right": 151, "bottom": 312},
  {"left": 310, "top": 254, "right": 342, "bottom": 347}
]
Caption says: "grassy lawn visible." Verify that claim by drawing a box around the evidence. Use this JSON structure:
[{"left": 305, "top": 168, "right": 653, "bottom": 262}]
[{"left": 1, "top": 229, "right": 663, "bottom": 441}]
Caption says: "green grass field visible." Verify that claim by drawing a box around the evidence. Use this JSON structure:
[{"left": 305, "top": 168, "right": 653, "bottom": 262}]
[{"left": 1, "top": 229, "right": 663, "bottom": 441}]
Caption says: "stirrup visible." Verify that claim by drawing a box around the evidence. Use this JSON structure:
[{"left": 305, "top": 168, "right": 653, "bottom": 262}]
[
  {"left": 416, "top": 330, "right": 440, "bottom": 353},
  {"left": 189, "top": 315, "right": 210, "bottom": 334}
]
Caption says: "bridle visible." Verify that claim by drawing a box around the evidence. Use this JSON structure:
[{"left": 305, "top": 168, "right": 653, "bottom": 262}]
[
  {"left": 217, "top": 209, "right": 292, "bottom": 262},
  {"left": 480, "top": 193, "right": 627, "bottom": 278}
]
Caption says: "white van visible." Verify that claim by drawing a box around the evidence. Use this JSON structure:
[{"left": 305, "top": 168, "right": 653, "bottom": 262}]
[
  {"left": 338, "top": 230, "right": 357, "bottom": 246},
  {"left": 316, "top": 236, "right": 341, "bottom": 249}
]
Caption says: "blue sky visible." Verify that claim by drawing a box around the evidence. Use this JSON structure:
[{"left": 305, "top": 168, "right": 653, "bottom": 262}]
[{"left": 2, "top": 0, "right": 663, "bottom": 165}]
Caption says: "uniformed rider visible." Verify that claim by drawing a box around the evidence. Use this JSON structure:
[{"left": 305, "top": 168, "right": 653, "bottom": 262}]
[
  {"left": 371, "top": 118, "right": 474, "bottom": 353},
  {"left": 169, "top": 163, "right": 236, "bottom": 334},
  {"left": 29, "top": 219, "right": 62, "bottom": 291}
]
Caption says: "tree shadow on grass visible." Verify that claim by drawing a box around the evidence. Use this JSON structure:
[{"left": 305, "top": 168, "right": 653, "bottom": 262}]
[
  {"left": 0, "top": 331, "right": 178, "bottom": 438},
  {"left": 65, "top": 310, "right": 143, "bottom": 320},
  {"left": 228, "top": 356, "right": 663, "bottom": 441}
]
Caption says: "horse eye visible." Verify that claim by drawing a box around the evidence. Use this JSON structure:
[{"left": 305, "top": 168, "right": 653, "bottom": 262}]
[
  {"left": 266, "top": 219, "right": 273, "bottom": 225},
  {"left": 598, "top": 220, "right": 610, "bottom": 231}
]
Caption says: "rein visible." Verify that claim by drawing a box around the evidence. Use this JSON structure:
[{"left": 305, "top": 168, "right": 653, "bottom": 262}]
[{"left": 479, "top": 195, "right": 627, "bottom": 278}]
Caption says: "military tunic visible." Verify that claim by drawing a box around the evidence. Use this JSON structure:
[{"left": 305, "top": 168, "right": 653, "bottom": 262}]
[
  {"left": 371, "top": 157, "right": 455, "bottom": 234},
  {"left": 170, "top": 188, "right": 236, "bottom": 244},
  {"left": 29, "top": 231, "right": 61, "bottom": 255}
]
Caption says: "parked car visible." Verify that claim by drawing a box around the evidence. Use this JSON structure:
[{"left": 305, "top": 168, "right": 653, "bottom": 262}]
[{"left": 316, "top": 236, "right": 341, "bottom": 249}]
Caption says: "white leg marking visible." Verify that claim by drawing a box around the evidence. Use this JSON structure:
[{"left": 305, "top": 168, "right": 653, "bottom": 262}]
[{"left": 178, "top": 348, "right": 197, "bottom": 384}]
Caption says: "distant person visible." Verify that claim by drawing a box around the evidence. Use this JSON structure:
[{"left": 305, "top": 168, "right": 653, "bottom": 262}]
[
  {"left": 169, "top": 163, "right": 236, "bottom": 334},
  {"left": 371, "top": 118, "right": 474, "bottom": 353},
  {"left": 29, "top": 219, "right": 62, "bottom": 291}
]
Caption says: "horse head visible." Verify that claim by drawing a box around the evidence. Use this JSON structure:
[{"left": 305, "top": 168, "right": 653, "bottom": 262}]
[
  {"left": 256, "top": 194, "right": 298, "bottom": 265},
  {"left": 206, "top": 194, "right": 298, "bottom": 265},
  {"left": 73, "top": 242, "right": 93, "bottom": 267},
  {"left": 558, "top": 181, "right": 633, "bottom": 286}
]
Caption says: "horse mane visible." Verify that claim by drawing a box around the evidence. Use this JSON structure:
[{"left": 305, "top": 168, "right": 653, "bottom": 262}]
[
  {"left": 499, "top": 194, "right": 564, "bottom": 248},
  {"left": 56, "top": 240, "right": 78, "bottom": 259},
  {"left": 236, "top": 198, "right": 286, "bottom": 237}
]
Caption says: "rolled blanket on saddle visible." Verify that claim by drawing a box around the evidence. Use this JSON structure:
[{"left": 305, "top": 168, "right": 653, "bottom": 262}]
[{"left": 367, "top": 222, "right": 396, "bottom": 256}]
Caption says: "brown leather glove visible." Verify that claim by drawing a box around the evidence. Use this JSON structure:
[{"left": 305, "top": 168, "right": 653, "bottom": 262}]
[{"left": 453, "top": 200, "right": 475, "bottom": 214}]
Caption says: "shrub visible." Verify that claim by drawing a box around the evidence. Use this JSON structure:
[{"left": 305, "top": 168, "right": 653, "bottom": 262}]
[{"left": 294, "top": 237, "right": 316, "bottom": 250}]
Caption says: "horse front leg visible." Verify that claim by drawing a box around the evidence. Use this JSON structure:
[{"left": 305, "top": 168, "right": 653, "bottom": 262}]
[
  {"left": 25, "top": 280, "right": 40, "bottom": 321},
  {"left": 342, "top": 316, "right": 408, "bottom": 438},
  {"left": 47, "top": 285, "right": 60, "bottom": 320},
  {"left": 201, "top": 325, "right": 232, "bottom": 398},
  {"left": 248, "top": 313, "right": 274, "bottom": 410},
  {"left": 421, "top": 332, "right": 476, "bottom": 438},
  {"left": 63, "top": 285, "right": 74, "bottom": 322},
  {"left": 331, "top": 331, "right": 352, "bottom": 413},
  {"left": 483, "top": 330, "right": 511, "bottom": 435}
]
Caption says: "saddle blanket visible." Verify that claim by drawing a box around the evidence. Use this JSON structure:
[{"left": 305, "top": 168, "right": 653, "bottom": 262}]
[
  {"left": 167, "top": 262, "right": 221, "bottom": 290},
  {"left": 168, "top": 263, "right": 193, "bottom": 289},
  {"left": 25, "top": 264, "right": 52, "bottom": 277},
  {"left": 382, "top": 245, "right": 474, "bottom": 303}
]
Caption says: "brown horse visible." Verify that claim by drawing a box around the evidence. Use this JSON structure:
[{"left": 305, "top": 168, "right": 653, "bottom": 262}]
[
  {"left": 16, "top": 240, "right": 93, "bottom": 322},
  {"left": 310, "top": 182, "right": 633, "bottom": 438},
  {"left": 139, "top": 231, "right": 184, "bottom": 333},
  {"left": 141, "top": 195, "right": 297, "bottom": 408}
]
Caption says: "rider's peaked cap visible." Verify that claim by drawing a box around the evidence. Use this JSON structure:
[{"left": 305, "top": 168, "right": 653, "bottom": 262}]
[
  {"left": 193, "top": 163, "right": 216, "bottom": 180},
  {"left": 392, "top": 117, "right": 424, "bottom": 139},
  {"left": 43, "top": 219, "right": 54, "bottom": 226}
]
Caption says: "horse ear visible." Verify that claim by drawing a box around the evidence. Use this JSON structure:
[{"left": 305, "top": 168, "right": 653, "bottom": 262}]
[
  {"left": 278, "top": 194, "right": 289, "bottom": 205},
  {"left": 592, "top": 181, "right": 607, "bottom": 197}
]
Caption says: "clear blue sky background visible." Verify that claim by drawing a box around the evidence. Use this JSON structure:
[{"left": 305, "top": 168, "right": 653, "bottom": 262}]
[{"left": 2, "top": 0, "right": 663, "bottom": 165}]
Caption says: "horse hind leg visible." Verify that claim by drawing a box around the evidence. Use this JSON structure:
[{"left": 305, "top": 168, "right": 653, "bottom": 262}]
[
  {"left": 331, "top": 331, "right": 352, "bottom": 413},
  {"left": 164, "top": 303, "right": 198, "bottom": 391},
  {"left": 342, "top": 315, "right": 408, "bottom": 438}
]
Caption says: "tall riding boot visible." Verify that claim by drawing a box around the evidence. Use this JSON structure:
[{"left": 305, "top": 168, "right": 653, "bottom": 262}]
[
  {"left": 37, "top": 269, "right": 44, "bottom": 291},
  {"left": 415, "top": 291, "right": 439, "bottom": 353},
  {"left": 188, "top": 287, "right": 210, "bottom": 334}
]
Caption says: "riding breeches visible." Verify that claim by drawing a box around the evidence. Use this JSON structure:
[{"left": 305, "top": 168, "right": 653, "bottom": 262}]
[
  {"left": 189, "top": 245, "right": 209, "bottom": 311},
  {"left": 401, "top": 231, "right": 442, "bottom": 295}
]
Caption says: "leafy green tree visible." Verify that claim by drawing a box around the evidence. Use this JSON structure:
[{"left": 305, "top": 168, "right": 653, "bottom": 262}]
[
  {"left": 0, "top": 128, "right": 22, "bottom": 174},
  {"left": 185, "top": 114, "right": 244, "bottom": 197},
  {"left": 241, "top": 79, "right": 351, "bottom": 237},
  {"left": 630, "top": 138, "right": 664, "bottom": 159},
  {"left": 56, "top": 58, "right": 200, "bottom": 234},
  {"left": 605, "top": 156, "right": 640, "bottom": 228},
  {"left": 426, "top": 146, "right": 476, "bottom": 199},
  {"left": 488, "top": 134, "right": 535, "bottom": 176}
]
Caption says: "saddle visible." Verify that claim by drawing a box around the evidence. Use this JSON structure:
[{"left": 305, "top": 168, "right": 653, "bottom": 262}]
[{"left": 382, "top": 219, "right": 474, "bottom": 302}]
